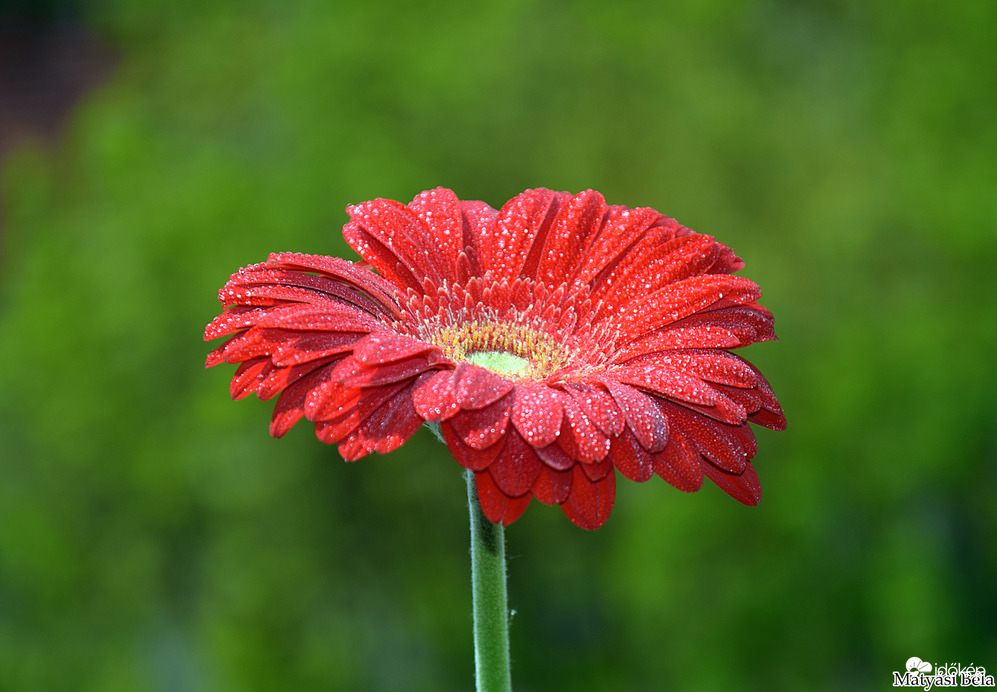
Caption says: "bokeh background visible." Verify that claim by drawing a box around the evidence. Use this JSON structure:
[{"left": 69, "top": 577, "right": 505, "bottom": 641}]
[{"left": 2, "top": 0, "right": 995, "bottom": 690}]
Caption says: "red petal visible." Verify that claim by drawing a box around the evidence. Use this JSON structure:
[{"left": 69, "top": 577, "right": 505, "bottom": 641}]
[
  {"left": 412, "top": 369, "right": 459, "bottom": 421},
  {"left": 329, "top": 383, "right": 423, "bottom": 459},
  {"left": 572, "top": 205, "right": 661, "bottom": 291},
  {"left": 535, "top": 441, "right": 576, "bottom": 471},
  {"left": 701, "top": 460, "right": 761, "bottom": 505},
  {"left": 406, "top": 187, "right": 464, "bottom": 282},
  {"left": 230, "top": 358, "right": 270, "bottom": 399},
  {"left": 594, "top": 233, "right": 719, "bottom": 312},
  {"left": 478, "top": 188, "right": 567, "bottom": 281},
  {"left": 608, "top": 428, "right": 655, "bottom": 483},
  {"left": 312, "top": 381, "right": 410, "bottom": 443},
  {"left": 454, "top": 363, "right": 514, "bottom": 410},
  {"left": 344, "top": 199, "right": 435, "bottom": 289},
  {"left": 617, "top": 274, "right": 762, "bottom": 336},
  {"left": 457, "top": 200, "right": 498, "bottom": 277},
  {"left": 561, "top": 465, "right": 616, "bottom": 530},
  {"left": 564, "top": 384, "right": 625, "bottom": 437},
  {"left": 352, "top": 331, "right": 438, "bottom": 366},
  {"left": 510, "top": 384, "right": 564, "bottom": 448},
  {"left": 448, "top": 395, "right": 512, "bottom": 450},
  {"left": 656, "top": 350, "right": 758, "bottom": 388},
  {"left": 600, "top": 379, "right": 669, "bottom": 453},
  {"left": 557, "top": 394, "right": 611, "bottom": 462},
  {"left": 531, "top": 465, "right": 572, "bottom": 505},
  {"left": 487, "top": 432, "right": 543, "bottom": 498},
  {"left": 336, "top": 354, "right": 436, "bottom": 388},
  {"left": 616, "top": 364, "right": 718, "bottom": 407},
  {"left": 532, "top": 189, "right": 607, "bottom": 286},
  {"left": 267, "top": 252, "right": 401, "bottom": 309},
  {"left": 474, "top": 471, "right": 532, "bottom": 526},
  {"left": 256, "top": 303, "right": 380, "bottom": 333},
  {"left": 441, "top": 422, "right": 506, "bottom": 471}
]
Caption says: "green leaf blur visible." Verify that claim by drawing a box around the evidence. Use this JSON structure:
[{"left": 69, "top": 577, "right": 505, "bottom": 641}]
[{"left": 2, "top": 1, "right": 995, "bottom": 690}]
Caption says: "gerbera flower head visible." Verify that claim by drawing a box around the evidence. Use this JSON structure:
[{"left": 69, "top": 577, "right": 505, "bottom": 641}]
[{"left": 205, "top": 188, "right": 785, "bottom": 529}]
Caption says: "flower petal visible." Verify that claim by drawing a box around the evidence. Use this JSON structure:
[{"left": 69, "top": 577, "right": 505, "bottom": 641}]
[
  {"left": 510, "top": 384, "right": 564, "bottom": 448},
  {"left": 454, "top": 363, "right": 514, "bottom": 410},
  {"left": 600, "top": 379, "right": 669, "bottom": 453},
  {"left": 701, "top": 460, "right": 761, "bottom": 505},
  {"left": 441, "top": 422, "right": 506, "bottom": 471},
  {"left": 412, "top": 369, "right": 459, "bottom": 422},
  {"left": 475, "top": 471, "right": 532, "bottom": 526},
  {"left": 487, "top": 431, "right": 543, "bottom": 498},
  {"left": 557, "top": 393, "right": 611, "bottom": 462},
  {"left": 560, "top": 465, "right": 616, "bottom": 530},
  {"left": 352, "top": 330, "right": 439, "bottom": 366},
  {"left": 608, "top": 428, "right": 655, "bottom": 483},
  {"left": 531, "top": 189, "right": 607, "bottom": 286},
  {"left": 531, "top": 465, "right": 573, "bottom": 506},
  {"left": 478, "top": 188, "right": 567, "bottom": 281},
  {"left": 448, "top": 394, "right": 512, "bottom": 450}
]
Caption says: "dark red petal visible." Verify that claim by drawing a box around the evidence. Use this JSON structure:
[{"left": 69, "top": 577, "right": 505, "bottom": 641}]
[
  {"left": 600, "top": 379, "right": 669, "bottom": 453},
  {"left": 412, "top": 369, "right": 459, "bottom": 422},
  {"left": 572, "top": 205, "right": 661, "bottom": 291},
  {"left": 328, "top": 383, "right": 423, "bottom": 460},
  {"left": 661, "top": 403, "right": 752, "bottom": 473},
  {"left": 448, "top": 394, "right": 512, "bottom": 450},
  {"left": 532, "top": 189, "right": 607, "bottom": 286},
  {"left": 579, "top": 456, "right": 614, "bottom": 482},
  {"left": 454, "top": 363, "right": 514, "bottom": 410},
  {"left": 270, "top": 331, "right": 361, "bottom": 367},
  {"left": 441, "top": 422, "right": 506, "bottom": 471},
  {"left": 557, "top": 393, "right": 611, "bottom": 462},
  {"left": 487, "top": 431, "right": 544, "bottom": 498},
  {"left": 336, "top": 353, "right": 436, "bottom": 388},
  {"left": 561, "top": 465, "right": 616, "bottom": 530},
  {"left": 701, "top": 460, "right": 761, "bottom": 505},
  {"left": 312, "top": 381, "right": 411, "bottom": 442},
  {"left": 255, "top": 303, "right": 380, "bottom": 333},
  {"left": 475, "top": 471, "right": 532, "bottom": 526},
  {"left": 650, "top": 421, "right": 706, "bottom": 492},
  {"left": 344, "top": 199, "right": 437, "bottom": 289},
  {"left": 458, "top": 200, "right": 498, "bottom": 277},
  {"left": 617, "top": 274, "right": 762, "bottom": 336},
  {"left": 531, "top": 465, "right": 573, "bottom": 506},
  {"left": 267, "top": 252, "right": 401, "bottom": 309},
  {"left": 230, "top": 358, "right": 270, "bottom": 399},
  {"left": 352, "top": 330, "right": 438, "bottom": 366},
  {"left": 305, "top": 378, "right": 361, "bottom": 422},
  {"left": 510, "top": 384, "right": 564, "bottom": 448},
  {"left": 535, "top": 441, "right": 576, "bottom": 471},
  {"left": 269, "top": 368, "right": 333, "bottom": 437},
  {"left": 615, "top": 364, "right": 718, "bottom": 407},
  {"left": 406, "top": 187, "right": 464, "bottom": 281},
  {"left": 479, "top": 188, "right": 567, "bottom": 281},
  {"left": 564, "top": 384, "right": 625, "bottom": 437},
  {"left": 608, "top": 428, "right": 655, "bottom": 483},
  {"left": 594, "top": 233, "right": 719, "bottom": 312},
  {"left": 657, "top": 350, "right": 759, "bottom": 388}
]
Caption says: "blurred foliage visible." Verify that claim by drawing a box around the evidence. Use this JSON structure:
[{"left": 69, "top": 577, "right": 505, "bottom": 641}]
[{"left": 2, "top": 0, "right": 996, "bottom": 690}]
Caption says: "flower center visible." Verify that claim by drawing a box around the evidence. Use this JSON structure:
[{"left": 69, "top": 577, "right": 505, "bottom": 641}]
[
  {"left": 465, "top": 350, "right": 531, "bottom": 377},
  {"left": 429, "top": 319, "right": 569, "bottom": 380}
]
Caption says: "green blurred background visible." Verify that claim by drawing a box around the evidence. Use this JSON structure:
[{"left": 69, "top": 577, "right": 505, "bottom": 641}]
[{"left": 1, "top": 0, "right": 995, "bottom": 689}]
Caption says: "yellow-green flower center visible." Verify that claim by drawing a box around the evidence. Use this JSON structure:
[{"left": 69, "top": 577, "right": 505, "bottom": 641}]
[
  {"left": 465, "top": 350, "right": 531, "bottom": 377},
  {"left": 429, "top": 319, "right": 568, "bottom": 380}
]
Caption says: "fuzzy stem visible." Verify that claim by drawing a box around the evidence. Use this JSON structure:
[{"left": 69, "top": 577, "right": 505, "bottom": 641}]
[{"left": 466, "top": 470, "right": 512, "bottom": 692}]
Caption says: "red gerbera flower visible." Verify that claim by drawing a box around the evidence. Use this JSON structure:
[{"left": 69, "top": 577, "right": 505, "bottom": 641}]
[{"left": 205, "top": 188, "right": 785, "bottom": 529}]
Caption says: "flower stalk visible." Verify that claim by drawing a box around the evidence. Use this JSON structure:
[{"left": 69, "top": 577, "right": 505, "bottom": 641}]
[{"left": 466, "top": 470, "right": 512, "bottom": 692}]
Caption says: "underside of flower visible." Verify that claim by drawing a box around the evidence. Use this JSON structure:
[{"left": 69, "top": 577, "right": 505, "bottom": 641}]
[{"left": 205, "top": 187, "right": 786, "bottom": 529}]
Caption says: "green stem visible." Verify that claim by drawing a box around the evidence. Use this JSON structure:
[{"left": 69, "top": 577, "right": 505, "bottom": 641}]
[{"left": 466, "top": 470, "right": 512, "bottom": 692}]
